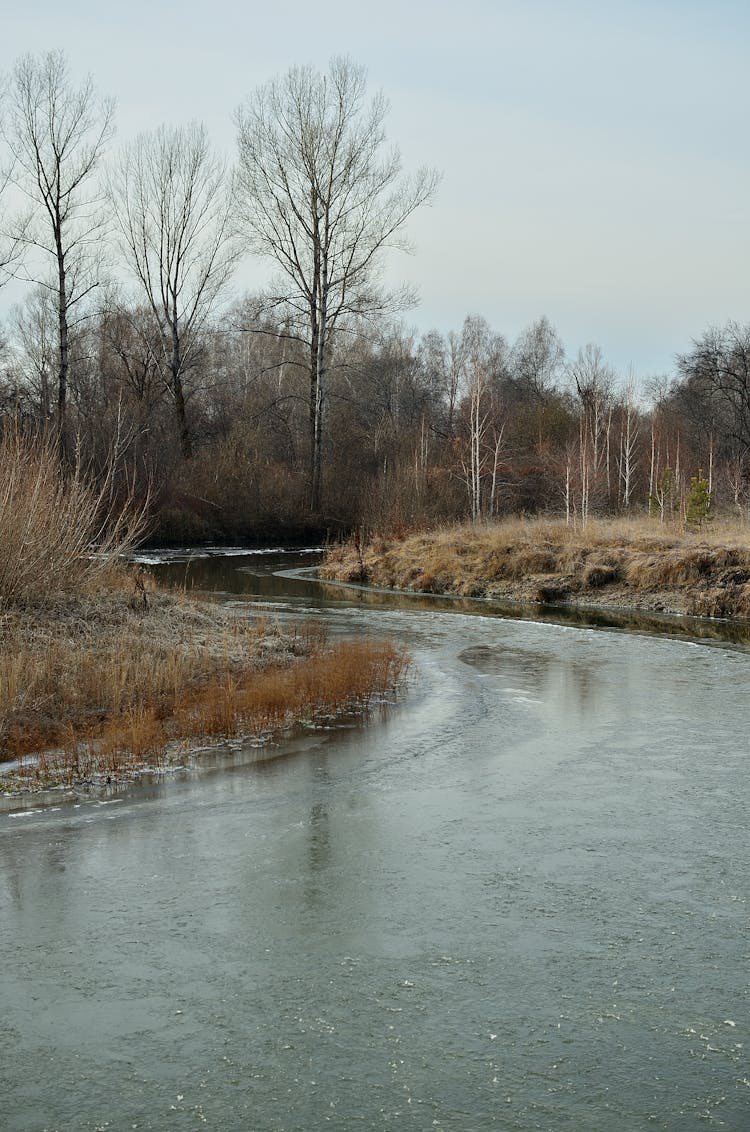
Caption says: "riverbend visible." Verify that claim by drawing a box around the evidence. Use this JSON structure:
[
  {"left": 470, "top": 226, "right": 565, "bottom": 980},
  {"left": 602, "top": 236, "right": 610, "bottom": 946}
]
[{"left": 1, "top": 548, "right": 748, "bottom": 1131}]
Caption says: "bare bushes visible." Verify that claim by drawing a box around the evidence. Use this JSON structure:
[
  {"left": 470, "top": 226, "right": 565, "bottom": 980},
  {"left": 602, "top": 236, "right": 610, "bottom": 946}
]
[{"left": 0, "top": 430, "right": 148, "bottom": 605}]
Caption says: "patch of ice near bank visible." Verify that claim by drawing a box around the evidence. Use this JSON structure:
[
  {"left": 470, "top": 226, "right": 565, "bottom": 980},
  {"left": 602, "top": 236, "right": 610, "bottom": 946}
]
[{"left": 130, "top": 546, "right": 324, "bottom": 565}]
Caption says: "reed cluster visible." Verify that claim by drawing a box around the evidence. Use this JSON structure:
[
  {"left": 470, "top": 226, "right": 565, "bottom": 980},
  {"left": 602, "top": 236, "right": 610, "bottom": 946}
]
[{"left": 0, "top": 429, "right": 148, "bottom": 604}]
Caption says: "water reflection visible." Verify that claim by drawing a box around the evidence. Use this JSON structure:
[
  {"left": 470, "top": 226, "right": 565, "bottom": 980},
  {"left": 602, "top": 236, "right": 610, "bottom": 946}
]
[
  {"left": 146, "top": 549, "right": 327, "bottom": 605},
  {"left": 458, "top": 643, "right": 600, "bottom": 719},
  {"left": 145, "top": 546, "right": 750, "bottom": 649},
  {"left": 315, "top": 576, "right": 750, "bottom": 648}
]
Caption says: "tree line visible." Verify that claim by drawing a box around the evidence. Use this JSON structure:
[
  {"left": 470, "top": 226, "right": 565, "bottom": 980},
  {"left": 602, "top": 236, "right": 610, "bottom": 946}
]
[{"left": 0, "top": 50, "right": 747, "bottom": 541}]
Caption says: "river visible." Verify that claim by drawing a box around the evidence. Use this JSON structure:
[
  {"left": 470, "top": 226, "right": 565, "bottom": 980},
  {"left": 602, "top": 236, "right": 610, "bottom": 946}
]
[{"left": 1, "top": 549, "right": 748, "bottom": 1131}]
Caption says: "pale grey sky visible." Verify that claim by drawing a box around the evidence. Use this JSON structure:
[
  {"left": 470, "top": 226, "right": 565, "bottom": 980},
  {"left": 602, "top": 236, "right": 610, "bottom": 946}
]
[{"left": 1, "top": 0, "right": 748, "bottom": 379}]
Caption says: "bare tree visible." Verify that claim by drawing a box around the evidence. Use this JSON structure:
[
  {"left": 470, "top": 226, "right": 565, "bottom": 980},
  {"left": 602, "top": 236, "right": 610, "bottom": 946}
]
[
  {"left": 9, "top": 286, "right": 58, "bottom": 422},
  {"left": 456, "top": 316, "right": 507, "bottom": 521},
  {"left": 2, "top": 51, "right": 114, "bottom": 458},
  {"left": 676, "top": 322, "right": 750, "bottom": 454},
  {"left": 616, "top": 374, "right": 640, "bottom": 511},
  {"left": 568, "top": 344, "right": 614, "bottom": 520},
  {"left": 421, "top": 328, "right": 467, "bottom": 439},
  {"left": 509, "top": 316, "right": 565, "bottom": 403},
  {"left": 109, "top": 122, "right": 238, "bottom": 459},
  {"left": 235, "top": 57, "right": 439, "bottom": 510}
]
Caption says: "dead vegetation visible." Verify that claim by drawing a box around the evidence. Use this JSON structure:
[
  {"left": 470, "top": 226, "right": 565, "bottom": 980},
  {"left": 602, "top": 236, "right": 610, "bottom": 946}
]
[
  {"left": 0, "top": 586, "right": 410, "bottom": 790},
  {"left": 321, "top": 516, "right": 750, "bottom": 620},
  {"left": 0, "top": 429, "right": 148, "bottom": 604},
  {"left": 0, "top": 432, "right": 409, "bottom": 793}
]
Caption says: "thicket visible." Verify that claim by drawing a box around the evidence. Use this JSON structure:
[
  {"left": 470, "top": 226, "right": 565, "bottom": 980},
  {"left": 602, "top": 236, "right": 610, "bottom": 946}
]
[{"left": 2, "top": 298, "right": 749, "bottom": 542}]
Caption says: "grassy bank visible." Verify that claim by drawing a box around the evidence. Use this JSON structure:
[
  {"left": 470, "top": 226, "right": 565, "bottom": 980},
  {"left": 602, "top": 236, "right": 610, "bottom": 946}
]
[
  {"left": 0, "top": 581, "right": 409, "bottom": 792},
  {"left": 321, "top": 517, "right": 750, "bottom": 620},
  {"left": 0, "top": 431, "right": 409, "bottom": 795}
]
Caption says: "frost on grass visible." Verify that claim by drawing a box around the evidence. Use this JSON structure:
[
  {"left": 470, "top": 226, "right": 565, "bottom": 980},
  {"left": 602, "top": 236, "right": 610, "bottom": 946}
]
[{"left": 0, "top": 587, "right": 410, "bottom": 793}]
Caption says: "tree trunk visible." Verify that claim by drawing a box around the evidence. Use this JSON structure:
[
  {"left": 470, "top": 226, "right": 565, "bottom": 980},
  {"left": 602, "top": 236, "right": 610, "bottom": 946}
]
[
  {"left": 312, "top": 289, "right": 328, "bottom": 513},
  {"left": 308, "top": 315, "right": 320, "bottom": 511},
  {"left": 56, "top": 233, "right": 69, "bottom": 464},
  {"left": 308, "top": 208, "right": 323, "bottom": 513},
  {"left": 171, "top": 329, "right": 193, "bottom": 460}
]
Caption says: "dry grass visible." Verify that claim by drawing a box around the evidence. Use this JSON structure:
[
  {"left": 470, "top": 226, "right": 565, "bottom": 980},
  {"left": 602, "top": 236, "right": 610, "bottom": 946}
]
[
  {"left": 0, "top": 429, "right": 148, "bottom": 604},
  {"left": 321, "top": 516, "right": 750, "bottom": 619},
  {"left": 1, "top": 587, "right": 410, "bottom": 790},
  {"left": 0, "top": 433, "right": 410, "bottom": 793}
]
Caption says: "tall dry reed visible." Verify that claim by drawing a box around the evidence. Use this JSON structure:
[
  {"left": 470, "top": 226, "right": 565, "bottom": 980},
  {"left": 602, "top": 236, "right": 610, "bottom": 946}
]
[{"left": 0, "top": 429, "right": 148, "bottom": 604}]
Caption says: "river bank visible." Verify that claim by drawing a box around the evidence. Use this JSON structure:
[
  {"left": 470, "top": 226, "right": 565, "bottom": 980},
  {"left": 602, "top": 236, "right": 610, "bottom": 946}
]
[
  {"left": 0, "top": 571, "right": 408, "bottom": 798},
  {"left": 320, "top": 517, "right": 750, "bottom": 620}
]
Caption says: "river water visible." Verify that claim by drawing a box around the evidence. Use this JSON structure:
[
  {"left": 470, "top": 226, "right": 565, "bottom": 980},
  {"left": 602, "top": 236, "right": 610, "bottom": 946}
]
[{"left": 1, "top": 550, "right": 749, "bottom": 1131}]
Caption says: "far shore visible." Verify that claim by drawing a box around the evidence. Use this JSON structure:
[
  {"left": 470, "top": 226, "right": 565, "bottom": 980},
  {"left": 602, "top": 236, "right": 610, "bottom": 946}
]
[{"left": 320, "top": 516, "right": 750, "bottom": 624}]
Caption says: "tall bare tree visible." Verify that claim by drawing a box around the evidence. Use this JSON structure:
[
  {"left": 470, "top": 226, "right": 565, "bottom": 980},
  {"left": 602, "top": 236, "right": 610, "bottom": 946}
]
[
  {"left": 2, "top": 51, "right": 114, "bottom": 457},
  {"left": 568, "top": 344, "right": 614, "bottom": 520},
  {"left": 109, "top": 122, "right": 238, "bottom": 459},
  {"left": 235, "top": 57, "right": 439, "bottom": 510},
  {"left": 456, "top": 316, "right": 507, "bottom": 521}
]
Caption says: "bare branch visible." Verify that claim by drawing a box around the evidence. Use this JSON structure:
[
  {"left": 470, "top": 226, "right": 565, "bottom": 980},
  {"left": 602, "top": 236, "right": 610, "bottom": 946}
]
[{"left": 2, "top": 51, "right": 114, "bottom": 457}]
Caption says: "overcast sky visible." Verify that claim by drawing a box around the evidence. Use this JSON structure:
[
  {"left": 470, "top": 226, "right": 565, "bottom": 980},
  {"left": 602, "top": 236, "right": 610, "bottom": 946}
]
[{"left": 1, "top": 0, "right": 748, "bottom": 381}]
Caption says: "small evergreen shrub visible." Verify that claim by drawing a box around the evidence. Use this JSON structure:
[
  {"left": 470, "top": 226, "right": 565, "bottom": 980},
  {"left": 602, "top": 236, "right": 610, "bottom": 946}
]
[{"left": 686, "top": 470, "right": 712, "bottom": 529}]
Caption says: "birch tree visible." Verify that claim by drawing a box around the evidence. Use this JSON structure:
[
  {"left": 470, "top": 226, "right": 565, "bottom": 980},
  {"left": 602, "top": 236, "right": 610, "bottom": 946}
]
[
  {"left": 3, "top": 51, "right": 114, "bottom": 458},
  {"left": 234, "top": 57, "right": 438, "bottom": 510},
  {"left": 457, "top": 316, "right": 507, "bottom": 521},
  {"left": 568, "top": 344, "right": 614, "bottom": 520},
  {"left": 616, "top": 377, "right": 640, "bottom": 511},
  {"left": 109, "top": 122, "right": 239, "bottom": 459}
]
